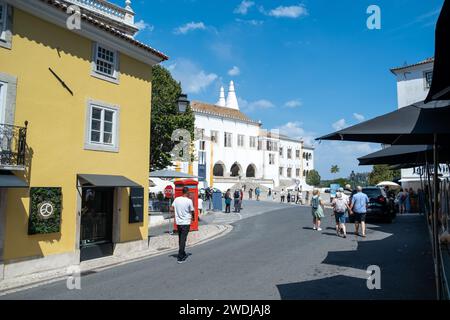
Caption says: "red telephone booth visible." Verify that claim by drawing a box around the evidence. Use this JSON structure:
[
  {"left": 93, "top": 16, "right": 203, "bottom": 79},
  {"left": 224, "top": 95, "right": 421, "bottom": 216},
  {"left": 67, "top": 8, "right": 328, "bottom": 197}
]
[{"left": 173, "top": 179, "right": 199, "bottom": 232}]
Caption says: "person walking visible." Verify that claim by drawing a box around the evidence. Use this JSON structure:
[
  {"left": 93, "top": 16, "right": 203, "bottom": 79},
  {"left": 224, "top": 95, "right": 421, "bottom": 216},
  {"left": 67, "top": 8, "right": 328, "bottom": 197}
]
[
  {"left": 287, "top": 190, "right": 291, "bottom": 203},
  {"left": 234, "top": 189, "right": 241, "bottom": 213},
  {"left": 350, "top": 186, "right": 369, "bottom": 237},
  {"left": 248, "top": 188, "right": 253, "bottom": 200},
  {"left": 396, "top": 188, "right": 407, "bottom": 214},
  {"left": 281, "top": 189, "right": 286, "bottom": 203},
  {"left": 296, "top": 189, "right": 303, "bottom": 204},
  {"left": 170, "top": 187, "right": 195, "bottom": 264},
  {"left": 198, "top": 195, "right": 204, "bottom": 216},
  {"left": 311, "top": 189, "right": 325, "bottom": 231},
  {"left": 332, "top": 191, "right": 351, "bottom": 238},
  {"left": 255, "top": 187, "right": 261, "bottom": 201},
  {"left": 305, "top": 191, "right": 310, "bottom": 205},
  {"left": 268, "top": 188, "right": 272, "bottom": 199},
  {"left": 240, "top": 188, "right": 244, "bottom": 210},
  {"left": 224, "top": 189, "right": 232, "bottom": 213}
]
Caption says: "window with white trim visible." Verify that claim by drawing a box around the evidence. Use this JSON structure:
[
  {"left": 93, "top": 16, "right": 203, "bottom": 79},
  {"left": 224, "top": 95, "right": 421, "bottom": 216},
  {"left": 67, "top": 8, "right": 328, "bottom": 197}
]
[
  {"left": 211, "top": 130, "right": 219, "bottom": 144},
  {"left": 0, "top": 2, "right": 6, "bottom": 40},
  {"left": 237, "top": 134, "right": 245, "bottom": 147},
  {"left": 85, "top": 102, "right": 119, "bottom": 152},
  {"left": 93, "top": 43, "right": 119, "bottom": 80},
  {"left": 0, "top": 81, "right": 5, "bottom": 123},
  {"left": 249, "top": 136, "right": 256, "bottom": 148},
  {"left": 287, "top": 168, "right": 292, "bottom": 178},
  {"left": 269, "top": 153, "right": 275, "bottom": 165}
]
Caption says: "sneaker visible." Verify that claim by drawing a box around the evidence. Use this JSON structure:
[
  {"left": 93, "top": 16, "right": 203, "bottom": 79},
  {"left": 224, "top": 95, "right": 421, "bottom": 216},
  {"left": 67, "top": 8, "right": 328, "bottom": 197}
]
[
  {"left": 317, "top": 228, "right": 323, "bottom": 231},
  {"left": 313, "top": 226, "right": 317, "bottom": 230},
  {"left": 177, "top": 259, "right": 185, "bottom": 264}
]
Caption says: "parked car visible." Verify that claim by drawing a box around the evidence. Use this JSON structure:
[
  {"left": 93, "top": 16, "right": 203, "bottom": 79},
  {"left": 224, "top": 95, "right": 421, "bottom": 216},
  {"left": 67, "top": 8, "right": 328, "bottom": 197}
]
[{"left": 352, "top": 187, "right": 396, "bottom": 223}]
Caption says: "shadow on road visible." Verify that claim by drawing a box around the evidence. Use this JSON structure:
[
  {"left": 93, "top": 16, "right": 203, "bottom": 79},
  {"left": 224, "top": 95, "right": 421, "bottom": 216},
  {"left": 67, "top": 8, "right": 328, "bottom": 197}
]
[{"left": 277, "top": 216, "right": 436, "bottom": 300}]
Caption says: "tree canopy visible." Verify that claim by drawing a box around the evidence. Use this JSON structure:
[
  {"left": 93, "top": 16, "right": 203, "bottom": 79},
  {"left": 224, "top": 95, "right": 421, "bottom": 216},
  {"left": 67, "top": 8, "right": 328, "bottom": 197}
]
[
  {"left": 306, "top": 170, "right": 321, "bottom": 187},
  {"left": 150, "top": 65, "right": 195, "bottom": 171},
  {"left": 368, "top": 165, "right": 401, "bottom": 186}
]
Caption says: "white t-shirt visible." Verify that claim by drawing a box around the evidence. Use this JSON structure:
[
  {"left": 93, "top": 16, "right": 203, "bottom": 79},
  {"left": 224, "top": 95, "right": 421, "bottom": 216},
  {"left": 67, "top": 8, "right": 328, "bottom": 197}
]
[
  {"left": 198, "top": 198, "right": 203, "bottom": 210},
  {"left": 172, "top": 196, "right": 194, "bottom": 225}
]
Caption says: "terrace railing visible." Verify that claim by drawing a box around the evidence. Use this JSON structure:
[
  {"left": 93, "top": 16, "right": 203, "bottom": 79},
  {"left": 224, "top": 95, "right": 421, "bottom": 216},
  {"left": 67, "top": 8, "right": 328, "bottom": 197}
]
[{"left": 0, "top": 122, "right": 27, "bottom": 170}]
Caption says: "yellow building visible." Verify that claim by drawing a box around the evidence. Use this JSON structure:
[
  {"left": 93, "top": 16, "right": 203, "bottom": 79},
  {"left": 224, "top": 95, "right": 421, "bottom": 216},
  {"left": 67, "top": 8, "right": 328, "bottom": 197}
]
[{"left": 0, "top": 0, "right": 167, "bottom": 281}]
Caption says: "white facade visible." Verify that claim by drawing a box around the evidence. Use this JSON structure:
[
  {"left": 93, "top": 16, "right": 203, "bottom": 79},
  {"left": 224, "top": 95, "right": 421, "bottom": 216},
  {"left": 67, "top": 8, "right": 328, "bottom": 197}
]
[
  {"left": 178, "top": 81, "right": 315, "bottom": 192},
  {"left": 391, "top": 58, "right": 437, "bottom": 189}
]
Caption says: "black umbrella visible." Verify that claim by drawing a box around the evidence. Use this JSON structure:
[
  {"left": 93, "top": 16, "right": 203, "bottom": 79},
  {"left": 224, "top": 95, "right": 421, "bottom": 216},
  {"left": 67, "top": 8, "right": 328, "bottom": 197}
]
[
  {"left": 358, "top": 145, "right": 450, "bottom": 166},
  {"left": 317, "top": 100, "right": 450, "bottom": 145},
  {"left": 317, "top": 100, "right": 450, "bottom": 299},
  {"left": 425, "top": 0, "right": 450, "bottom": 102}
]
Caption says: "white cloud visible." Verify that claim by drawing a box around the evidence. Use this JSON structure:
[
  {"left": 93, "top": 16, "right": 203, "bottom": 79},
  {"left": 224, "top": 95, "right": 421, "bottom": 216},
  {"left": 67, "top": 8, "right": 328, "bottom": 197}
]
[
  {"left": 134, "top": 20, "right": 154, "bottom": 34},
  {"left": 167, "top": 59, "right": 218, "bottom": 94},
  {"left": 235, "top": 18, "right": 264, "bottom": 26},
  {"left": 353, "top": 113, "right": 365, "bottom": 122},
  {"left": 234, "top": 0, "right": 255, "bottom": 15},
  {"left": 284, "top": 99, "right": 302, "bottom": 108},
  {"left": 239, "top": 98, "right": 275, "bottom": 112},
  {"left": 332, "top": 119, "right": 348, "bottom": 131},
  {"left": 275, "top": 121, "right": 316, "bottom": 146},
  {"left": 267, "top": 4, "right": 309, "bottom": 19},
  {"left": 174, "top": 22, "right": 206, "bottom": 35},
  {"left": 228, "top": 66, "right": 241, "bottom": 76}
]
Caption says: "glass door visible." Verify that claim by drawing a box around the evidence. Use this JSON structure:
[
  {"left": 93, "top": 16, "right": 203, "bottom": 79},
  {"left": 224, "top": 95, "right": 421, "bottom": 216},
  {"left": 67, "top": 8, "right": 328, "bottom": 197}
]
[{"left": 80, "top": 187, "right": 114, "bottom": 248}]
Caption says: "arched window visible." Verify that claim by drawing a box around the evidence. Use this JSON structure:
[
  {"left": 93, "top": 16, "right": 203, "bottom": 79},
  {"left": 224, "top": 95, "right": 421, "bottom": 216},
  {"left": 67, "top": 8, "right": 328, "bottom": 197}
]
[
  {"left": 213, "top": 162, "right": 225, "bottom": 177},
  {"left": 230, "top": 163, "right": 242, "bottom": 177},
  {"left": 246, "top": 164, "right": 256, "bottom": 178}
]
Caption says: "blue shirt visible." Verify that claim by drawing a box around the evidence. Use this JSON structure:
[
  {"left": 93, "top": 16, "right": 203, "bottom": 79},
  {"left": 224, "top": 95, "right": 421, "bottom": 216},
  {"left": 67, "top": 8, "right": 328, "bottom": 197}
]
[{"left": 352, "top": 192, "right": 369, "bottom": 214}]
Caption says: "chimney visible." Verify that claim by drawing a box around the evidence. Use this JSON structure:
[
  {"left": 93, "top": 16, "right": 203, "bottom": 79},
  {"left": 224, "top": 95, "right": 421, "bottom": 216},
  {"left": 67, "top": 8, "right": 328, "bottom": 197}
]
[
  {"left": 217, "top": 86, "right": 226, "bottom": 107},
  {"left": 225, "top": 81, "right": 239, "bottom": 110}
]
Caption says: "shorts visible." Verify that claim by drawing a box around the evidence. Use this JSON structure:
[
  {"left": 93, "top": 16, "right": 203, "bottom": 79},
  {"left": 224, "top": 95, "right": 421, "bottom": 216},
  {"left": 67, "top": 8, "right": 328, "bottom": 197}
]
[
  {"left": 334, "top": 212, "right": 346, "bottom": 224},
  {"left": 349, "top": 212, "right": 366, "bottom": 223}
]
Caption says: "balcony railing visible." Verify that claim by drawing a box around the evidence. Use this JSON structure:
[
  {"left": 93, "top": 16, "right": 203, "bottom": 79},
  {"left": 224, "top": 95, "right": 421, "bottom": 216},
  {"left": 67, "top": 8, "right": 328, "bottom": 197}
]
[
  {"left": 64, "top": 0, "right": 136, "bottom": 31},
  {"left": 0, "top": 122, "right": 28, "bottom": 170}
]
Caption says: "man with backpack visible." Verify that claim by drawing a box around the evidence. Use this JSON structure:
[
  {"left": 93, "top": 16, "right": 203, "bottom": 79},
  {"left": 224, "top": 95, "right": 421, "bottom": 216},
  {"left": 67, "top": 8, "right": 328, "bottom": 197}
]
[
  {"left": 234, "top": 189, "right": 241, "bottom": 213},
  {"left": 332, "top": 191, "right": 351, "bottom": 238}
]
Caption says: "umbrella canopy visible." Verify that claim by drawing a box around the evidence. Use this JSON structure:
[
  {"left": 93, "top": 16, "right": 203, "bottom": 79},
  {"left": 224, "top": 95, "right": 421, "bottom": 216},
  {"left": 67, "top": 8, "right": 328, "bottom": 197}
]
[
  {"left": 149, "top": 170, "right": 198, "bottom": 179},
  {"left": 317, "top": 100, "right": 450, "bottom": 145},
  {"left": 425, "top": 0, "right": 450, "bottom": 102},
  {"left": 358, "top": 145, "right": 450, "bottom": 166},
  {"left": 376, "top": 181, "right": 400, "bottom": 188}
]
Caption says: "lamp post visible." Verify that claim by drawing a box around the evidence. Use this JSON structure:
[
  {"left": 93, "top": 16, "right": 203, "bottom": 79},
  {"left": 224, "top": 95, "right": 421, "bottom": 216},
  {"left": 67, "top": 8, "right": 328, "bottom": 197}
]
[
  {"left": 350, "top": 170, "right": 356, "bottom": 189},
  {"left": 177, "top": 93, "right": 189, "bottom": 113}
]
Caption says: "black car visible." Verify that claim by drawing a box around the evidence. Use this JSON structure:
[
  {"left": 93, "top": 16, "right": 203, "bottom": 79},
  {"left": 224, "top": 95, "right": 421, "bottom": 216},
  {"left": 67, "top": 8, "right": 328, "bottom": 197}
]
[{"left": 352, "top": 187, "right": 396, "bottom": 223}]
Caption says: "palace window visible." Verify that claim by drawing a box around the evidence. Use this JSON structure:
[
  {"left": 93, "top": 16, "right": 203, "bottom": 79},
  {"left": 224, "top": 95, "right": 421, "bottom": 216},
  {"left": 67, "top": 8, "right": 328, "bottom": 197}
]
[
  {"left": 279, "top": 147, "right": 283, "bottom": 157},
  {"left": 238, "top": 134, "right": 245, "bottom": 147},
  {"left": 296, "top": 168, "right": 300, "bottom": 177},
  {"left": 0, "top": 2, "right": 5, "bottom": 40},
  {"left": 287, "top": 148, "right": 292, "bottom": 159},
  {"left": 85, "top": 101, "right": 119, "bottom": 152},
  {"left": 250, "top": 136, "right": 256, "bottom": 148},
  {"left": 211, "top": 130, "right": 219, "bottom": 144},
  {"left": 224, "top": 132, "right": 232, "bottom": 147},
  {"left": 287, "top": 168, "right": 292, "bottom": 178},
  {"left": 0, "top": 1, "right": 12, "bottom": 49},
  {"left": 425, "top": 71, "right": 433, "bottom": 89},
  {"left": 92, "top": 43, "right": 119, "bottom": 82},
  {"left": 296, "top": 150, "right": 300, "bottom": 159},
  {"left": 279, "top": 167, "right": 283, "bottom": 176},
  {"left": 269, "top": 153, "right": 275, "bottom": 165}
]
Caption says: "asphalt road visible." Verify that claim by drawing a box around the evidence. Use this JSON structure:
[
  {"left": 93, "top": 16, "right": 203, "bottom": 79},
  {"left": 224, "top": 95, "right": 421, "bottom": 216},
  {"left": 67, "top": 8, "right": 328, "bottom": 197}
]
[{"left": 1, "top": 205, "right": 436, "bottom": 300}]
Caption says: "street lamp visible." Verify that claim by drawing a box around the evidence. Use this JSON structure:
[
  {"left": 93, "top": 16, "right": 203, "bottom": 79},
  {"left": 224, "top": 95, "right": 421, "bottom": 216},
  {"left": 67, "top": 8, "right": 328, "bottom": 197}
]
[
  {"left": 177, "top": 93, "right": 189, "bottom": 113},
  {"left": 350, "top": 170, "right": 356, "bottom": 189}
]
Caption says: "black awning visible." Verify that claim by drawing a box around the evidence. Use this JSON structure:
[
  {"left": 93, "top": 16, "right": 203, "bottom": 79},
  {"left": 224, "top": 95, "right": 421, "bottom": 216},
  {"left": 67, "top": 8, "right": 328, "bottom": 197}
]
[
  {"left": 0, "top": 172, "right": 29, "bottom": 188},
  {"left": 77, "top": 174, "right": 142, "bottom": 188}
]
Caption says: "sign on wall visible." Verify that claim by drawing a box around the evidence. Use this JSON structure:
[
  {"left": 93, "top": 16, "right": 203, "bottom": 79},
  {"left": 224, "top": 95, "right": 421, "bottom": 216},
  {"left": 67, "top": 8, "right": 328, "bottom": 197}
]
[
  {"left": 129, "top": 187, "right": 144, "bottom": 224},
  {"left": 28, "top": 187, "right": 62, "bottom": 235}
]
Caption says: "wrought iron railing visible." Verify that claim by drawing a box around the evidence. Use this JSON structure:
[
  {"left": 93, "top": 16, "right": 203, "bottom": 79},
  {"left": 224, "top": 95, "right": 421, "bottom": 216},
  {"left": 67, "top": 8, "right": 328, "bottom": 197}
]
[{"left": 0, "top": 122, "right": 28, "bottom": 169}]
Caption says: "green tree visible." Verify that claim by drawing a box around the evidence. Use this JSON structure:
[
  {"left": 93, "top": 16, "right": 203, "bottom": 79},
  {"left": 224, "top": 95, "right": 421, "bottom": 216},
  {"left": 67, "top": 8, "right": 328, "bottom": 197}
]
[
  {"left": 306, "top": 170, "right": 321, "bottom": 187},
  {"left": 368, "top": 165, "right": 401, "bottom": 186},
  {"left": 150, "top": 65, "right": 195, "bottom": 171},
  {"left": 330, "top": 165, "right": 340, "bottom": 178}
]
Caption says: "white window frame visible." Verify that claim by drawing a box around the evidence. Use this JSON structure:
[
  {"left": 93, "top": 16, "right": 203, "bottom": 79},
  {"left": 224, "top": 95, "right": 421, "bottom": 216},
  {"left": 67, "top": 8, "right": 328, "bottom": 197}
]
[
  {"left": 91, "top": 43, "right": 120, "bottom": 83},
  {"left": 0, "top": 1, "right": 6, "bottom": 41},
  {"left": 269, "top": 153, "right": 275, "bottom": 165},
  {"left": 0, "top": 81, "right": 6, "bottom": 123},
  {"left": 85, "top": 100, "right": 120, "bottom": 153},
  {"left": 249, "top": 136, "right": 256, "bottom": 148},
  {"left": 211, "top": 130, "right": 219, "bottom": 144},
  {"left": 224, "top": 132, "right": 232, "bottom": 148},
  {"left": 237, "top": 134, "right": 245, "bottom": 148}
]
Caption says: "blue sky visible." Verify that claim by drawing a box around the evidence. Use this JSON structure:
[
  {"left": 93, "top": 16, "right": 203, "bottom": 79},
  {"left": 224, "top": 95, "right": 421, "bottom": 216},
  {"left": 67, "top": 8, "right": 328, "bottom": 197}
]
[{"left": 112, "top": 0, "right": 443, "bottom": 179}]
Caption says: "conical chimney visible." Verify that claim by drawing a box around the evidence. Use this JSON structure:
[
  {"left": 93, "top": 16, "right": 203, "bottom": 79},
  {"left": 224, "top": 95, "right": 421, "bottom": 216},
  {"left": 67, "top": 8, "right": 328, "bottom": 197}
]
[
  {"left": 217, "top": 86, "right": 226, "bottom": 107},
  {"left": 226, "top": 80, "right": 239, "bottom": 110}
]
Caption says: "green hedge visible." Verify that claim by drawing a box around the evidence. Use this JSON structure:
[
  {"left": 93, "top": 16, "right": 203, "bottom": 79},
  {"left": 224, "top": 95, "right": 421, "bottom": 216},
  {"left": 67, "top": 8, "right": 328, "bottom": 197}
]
[{"left": 28, "top": 187, "right": 62, "bottom": 235}]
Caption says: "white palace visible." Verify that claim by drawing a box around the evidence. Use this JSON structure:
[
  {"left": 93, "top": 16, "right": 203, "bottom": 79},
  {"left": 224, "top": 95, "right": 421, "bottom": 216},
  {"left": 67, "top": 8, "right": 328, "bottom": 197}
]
[{"left": 175, "top": 81, "right": 315, "bottom": 192}]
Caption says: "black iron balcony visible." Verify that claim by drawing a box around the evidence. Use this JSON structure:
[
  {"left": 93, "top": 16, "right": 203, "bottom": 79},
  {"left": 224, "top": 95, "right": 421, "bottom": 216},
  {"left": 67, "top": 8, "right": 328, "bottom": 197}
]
[{"left": 0, "top": 122, "right": 28, "bottom": 170}]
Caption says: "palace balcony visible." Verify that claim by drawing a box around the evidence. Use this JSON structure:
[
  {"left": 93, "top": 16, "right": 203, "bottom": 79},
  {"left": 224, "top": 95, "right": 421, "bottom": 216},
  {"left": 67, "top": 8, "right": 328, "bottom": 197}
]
[{"left": 0, "top": 122, "right": 28, "bottom": 171}]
